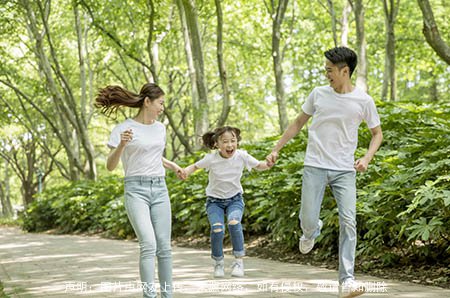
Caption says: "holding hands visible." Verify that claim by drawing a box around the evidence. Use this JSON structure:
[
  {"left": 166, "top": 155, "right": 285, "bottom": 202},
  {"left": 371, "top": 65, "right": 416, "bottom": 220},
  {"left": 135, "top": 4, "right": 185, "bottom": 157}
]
[{"left": 266, "top": 151, "right": 279, "bottom": 167}]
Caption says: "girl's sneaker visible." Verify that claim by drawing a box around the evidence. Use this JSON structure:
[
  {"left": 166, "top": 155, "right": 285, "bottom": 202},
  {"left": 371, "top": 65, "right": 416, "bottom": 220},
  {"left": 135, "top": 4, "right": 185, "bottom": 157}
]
[
  {"left": 214, "top": 260, "right": 224, "bottom": 278},
  {"left": 231, "top": 259, "right": 244, "bottom": 277}
]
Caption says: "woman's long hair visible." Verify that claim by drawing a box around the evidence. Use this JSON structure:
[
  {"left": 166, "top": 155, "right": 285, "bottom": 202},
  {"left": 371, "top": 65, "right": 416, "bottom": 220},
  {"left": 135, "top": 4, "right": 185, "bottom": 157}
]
[{"left": 95, "top": 83, "right": 164, "bottom": 116}]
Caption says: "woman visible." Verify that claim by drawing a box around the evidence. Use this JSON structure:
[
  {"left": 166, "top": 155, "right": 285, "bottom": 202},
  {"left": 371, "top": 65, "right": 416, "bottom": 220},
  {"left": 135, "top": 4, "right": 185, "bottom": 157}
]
[{"left": 96, "top": 83, "right": 183, "bottom": 298}]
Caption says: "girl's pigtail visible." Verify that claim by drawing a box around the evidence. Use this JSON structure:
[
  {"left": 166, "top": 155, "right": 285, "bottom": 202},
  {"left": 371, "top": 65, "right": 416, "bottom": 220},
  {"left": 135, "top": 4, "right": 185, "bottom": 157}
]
[{"left": 202, "top": 131, "right": 216, "bottom": 149}]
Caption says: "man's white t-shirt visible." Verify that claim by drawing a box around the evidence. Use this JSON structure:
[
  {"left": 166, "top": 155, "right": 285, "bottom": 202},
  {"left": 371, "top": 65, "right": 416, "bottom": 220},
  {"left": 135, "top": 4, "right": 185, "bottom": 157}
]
[
  {"left": 108, "top": 119, "right": 166, "bottom": 177},
  {"left": 301, "top": 86, "right": 380, "bottom": 171},
  {"left": 195, "top": 149, "right": 260, "bottom": 199}
]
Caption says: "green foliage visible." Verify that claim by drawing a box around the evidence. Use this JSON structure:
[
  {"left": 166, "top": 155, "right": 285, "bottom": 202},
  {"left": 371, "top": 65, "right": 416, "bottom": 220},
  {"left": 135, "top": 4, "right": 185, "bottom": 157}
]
[
  {"left": 169, "top": 101, "right": 450, "bottom": 265},
  {"left": 20, "top": 101, "right": 449, "bottom": 267},
  {"left": 20, "top": 176, "right": 134, "bottom": 239}
]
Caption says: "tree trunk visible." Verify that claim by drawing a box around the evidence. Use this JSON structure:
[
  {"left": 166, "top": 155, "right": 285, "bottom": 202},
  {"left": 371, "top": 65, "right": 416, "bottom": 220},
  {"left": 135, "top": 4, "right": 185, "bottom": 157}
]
[
  {"left": 381, "top": 0, "right": 399, "bottom": 101},
  {"left": 74, "top": 2, "right": 97, "bottom": 180},
  {"left": 176, "top": 0, "right": 209, "bottom": 147},
  {"left": 181, "top": 0, "right": 209, "bottom": 146},
  {"left": 327, "top": 0, "right": 338, "bottom": 47},
  {"left": 417, "top": 0, "right": 450, "bottom": 64},
  {"left": 215, "top": 0, "right": 231, "bottom": 127},
  {"left": 0, "top": 163, "right": 13, "bottom": 218},
  {"left": 341, "top": 1, "right": 352, "bottom": 46},
  {"left": 272, "top": 0, "right": 290, "bottom": 133},
  {"left": 353, "top": 0, "right": 368, "bottom": 92}
]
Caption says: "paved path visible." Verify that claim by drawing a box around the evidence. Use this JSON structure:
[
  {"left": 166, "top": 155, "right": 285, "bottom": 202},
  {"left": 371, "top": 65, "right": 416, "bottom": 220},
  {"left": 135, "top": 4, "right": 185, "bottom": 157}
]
[{"left": 0, "top": 227, "right": 448, "bottom": 297}]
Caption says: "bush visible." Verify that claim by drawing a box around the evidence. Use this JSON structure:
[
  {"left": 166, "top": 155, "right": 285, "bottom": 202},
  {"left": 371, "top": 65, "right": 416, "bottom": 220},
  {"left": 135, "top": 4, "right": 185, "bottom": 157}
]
[
  {"left": 21, "top": 101, "right": 450, "bottom": 267},
  {"left": 21, "top": 176, "right": 134, "bottom": 239}
]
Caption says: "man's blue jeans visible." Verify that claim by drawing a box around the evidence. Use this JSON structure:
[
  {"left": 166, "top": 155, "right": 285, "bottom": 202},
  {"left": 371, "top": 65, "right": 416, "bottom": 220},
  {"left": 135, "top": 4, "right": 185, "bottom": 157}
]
[
  {"left": 300, "top": 166, "right": 357, "bottom": 283},
  {"left": 124, "top": 176, "right": 172, "bottom": 298},
  {"left": 206, "top": 193, "right": 245, "bottom": 261}
]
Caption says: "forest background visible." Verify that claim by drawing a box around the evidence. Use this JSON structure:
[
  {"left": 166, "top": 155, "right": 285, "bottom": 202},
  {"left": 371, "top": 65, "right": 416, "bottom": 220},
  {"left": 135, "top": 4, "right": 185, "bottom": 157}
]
[{"left": 0, "top": 0, "right": 449, "bottom": 288}]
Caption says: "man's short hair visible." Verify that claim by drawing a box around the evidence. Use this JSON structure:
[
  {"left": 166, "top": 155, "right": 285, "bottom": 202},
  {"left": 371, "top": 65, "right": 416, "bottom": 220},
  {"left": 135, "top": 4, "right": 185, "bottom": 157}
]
[{"left": 324, "top": 47, "right": 358, "bottom": 78}]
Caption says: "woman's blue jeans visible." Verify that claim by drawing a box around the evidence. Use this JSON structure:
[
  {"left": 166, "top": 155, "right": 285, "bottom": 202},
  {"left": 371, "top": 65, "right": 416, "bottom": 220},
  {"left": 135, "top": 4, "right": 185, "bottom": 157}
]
[
  {"left": 206, "top": 193, "right": 245, "bottom": 261},
  {"left": 124, "top": 176, "right": 172, "bottom": 298}
]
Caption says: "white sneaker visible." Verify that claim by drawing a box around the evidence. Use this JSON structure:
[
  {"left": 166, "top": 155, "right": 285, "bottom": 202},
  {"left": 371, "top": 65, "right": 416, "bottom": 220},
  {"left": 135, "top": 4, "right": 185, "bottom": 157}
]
[
  {"left": 339, "top": 279, "right": 366, "bottom": 298},
  {"left": 230, "top": 259, "right": 244, "bottom": 277},
  {"left": 299, "top": 219, "right": 323, "bottom": 254},
  {"left": 213, "top": 260, "right": 224, "bottom": 278}
]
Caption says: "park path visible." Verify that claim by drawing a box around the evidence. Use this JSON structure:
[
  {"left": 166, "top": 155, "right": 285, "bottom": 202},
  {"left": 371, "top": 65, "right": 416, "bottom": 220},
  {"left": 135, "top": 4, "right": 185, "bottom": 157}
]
[{"left": 0, "top": 227, "right": 448, "bottom": 297}]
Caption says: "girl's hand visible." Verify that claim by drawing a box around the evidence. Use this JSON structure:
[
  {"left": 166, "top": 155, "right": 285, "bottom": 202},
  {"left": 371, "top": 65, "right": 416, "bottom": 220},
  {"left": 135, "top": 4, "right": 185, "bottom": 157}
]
[
  {"left": 119, "top": 129, "right": 133, "bottom": 146},
  {"left": 174, "top": 165, "right": 187, "bottom": 180}
]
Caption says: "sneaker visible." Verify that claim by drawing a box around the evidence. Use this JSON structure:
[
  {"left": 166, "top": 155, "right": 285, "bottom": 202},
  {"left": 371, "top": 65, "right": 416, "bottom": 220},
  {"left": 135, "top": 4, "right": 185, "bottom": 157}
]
[
  {"left": 230, "top": 259, "right": 244, "bottom": 277},
  {"left": 213, "top": 260, "right": 224, "bottom": 278},
  {"left": 339, "top": 279, "right": 366, "bottom": 298},
  {"left": 299, "top": 219, "right": 323, "bottom": 254}
]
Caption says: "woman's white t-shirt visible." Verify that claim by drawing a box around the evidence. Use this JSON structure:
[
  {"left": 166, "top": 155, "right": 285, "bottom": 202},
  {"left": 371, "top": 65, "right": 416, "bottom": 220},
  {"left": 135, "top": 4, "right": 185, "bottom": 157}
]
[
  {"left": 195, "top": 149, "right": 260, "bottom": 199},
  {"left": 107, "top": 119, "right": 166, "bottom": 177},
  {"left": 301, "top": 86, "right": 381, "bottom": 171}
]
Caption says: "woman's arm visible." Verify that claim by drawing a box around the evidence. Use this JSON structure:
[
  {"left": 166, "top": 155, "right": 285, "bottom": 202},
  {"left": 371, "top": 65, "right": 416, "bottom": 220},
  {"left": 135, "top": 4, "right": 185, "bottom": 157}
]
[{"left": 162, "top": 158, "right": 186, "bottom": 179}]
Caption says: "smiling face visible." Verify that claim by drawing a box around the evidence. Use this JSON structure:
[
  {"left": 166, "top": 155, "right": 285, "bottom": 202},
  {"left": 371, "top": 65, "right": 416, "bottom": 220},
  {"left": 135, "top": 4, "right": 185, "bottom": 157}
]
[
  {"left": 216, "top": 131, "right": 238, "bottom": 158},
  {"left": 146, "top": 96, "right": 165, "bottom": 117},
  {"left": 325, "top": 59, "right": 349, "bottom": 91}
]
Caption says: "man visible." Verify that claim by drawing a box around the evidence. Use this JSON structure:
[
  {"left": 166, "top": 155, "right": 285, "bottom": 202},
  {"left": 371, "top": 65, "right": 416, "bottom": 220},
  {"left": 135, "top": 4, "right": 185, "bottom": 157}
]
[{"left": 267, "top": 47, "right": 383, "bottom": 297}]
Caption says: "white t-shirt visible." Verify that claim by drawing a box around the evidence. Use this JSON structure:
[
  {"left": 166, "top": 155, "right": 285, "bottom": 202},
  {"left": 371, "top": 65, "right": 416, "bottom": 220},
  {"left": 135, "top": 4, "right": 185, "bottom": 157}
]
[
  {"left": 107, "top": 119, "right": 166, "bottom": 177},
  {"left": 301, "top": 86, "right": 380, "bottom": 171},
  {"left": 195, "top": 149, "right": 260, "bottom": 199}
]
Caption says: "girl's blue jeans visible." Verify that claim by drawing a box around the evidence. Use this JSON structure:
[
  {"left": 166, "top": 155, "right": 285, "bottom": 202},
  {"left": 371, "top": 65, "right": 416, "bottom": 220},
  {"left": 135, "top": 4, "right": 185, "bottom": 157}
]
[{"left": 206, "top": 193, "right": 245, "bottom": 261}]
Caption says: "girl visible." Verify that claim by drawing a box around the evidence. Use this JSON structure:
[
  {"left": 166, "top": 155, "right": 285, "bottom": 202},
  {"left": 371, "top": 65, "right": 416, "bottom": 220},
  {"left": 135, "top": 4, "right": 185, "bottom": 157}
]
[
  {"left": 183, "top": 126, "right": 271, "bottom": 278},
  {"left": 96, "top": 83, "right": 183, "bottom": 298}
]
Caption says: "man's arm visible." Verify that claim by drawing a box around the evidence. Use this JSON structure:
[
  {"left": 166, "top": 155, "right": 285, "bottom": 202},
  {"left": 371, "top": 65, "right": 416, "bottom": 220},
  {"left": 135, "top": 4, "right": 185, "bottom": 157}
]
[
  {"left": 354, "top": 125, "right": 383, "bottom": 172},
  {"left": 266, "top": 112, "right": 311, "bottom": 165}
]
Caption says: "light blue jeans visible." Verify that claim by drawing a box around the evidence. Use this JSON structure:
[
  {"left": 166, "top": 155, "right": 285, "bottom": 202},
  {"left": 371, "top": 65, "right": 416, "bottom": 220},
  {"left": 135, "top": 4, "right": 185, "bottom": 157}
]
[
  {"left": 300, "top": 166, "right": 357, "bottom": 284},
  {"left": 206, "top": 193, "right": 245, "bottom": 261},
  {"left": 124, "top": 176, "right": 172, "bottom": 298}
]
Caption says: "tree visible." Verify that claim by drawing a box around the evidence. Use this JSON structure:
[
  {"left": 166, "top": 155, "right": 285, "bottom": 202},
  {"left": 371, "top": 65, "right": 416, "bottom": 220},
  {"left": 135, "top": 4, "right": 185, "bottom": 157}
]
[
  {"left": 348, "top": 0, "right": 368, "bottom": 92},
  {"left": 178, "top": 0, "right": 209, "bottom": 147},
  {"left": 215, "top": 0, "right": 232, "bottom": 127},
  {"left": 381, "top": 0, "right": 400, "bottom": 101},
  {"left": 268, "top": 0, "right": 290, "bottom": 133},
  {"left": 417, "top": 0, "right": 450, "bottom": 64},
  {"left": 0, "top": 0, "right": 98, "bottom": 180},
  {"left": 341, "top": 1, "right": 352, "bottom": 46},
  {"left": 0, "top": 161, "right": 13, "bottom": 217}
]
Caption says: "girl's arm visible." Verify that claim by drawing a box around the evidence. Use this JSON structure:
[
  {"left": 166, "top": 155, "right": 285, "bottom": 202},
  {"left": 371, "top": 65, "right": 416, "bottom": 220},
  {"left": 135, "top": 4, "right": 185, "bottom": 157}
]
[
  {"left": 162, "top": 157, "right": 186, "bottom": 179},
  {"left": 184, "top": 164, "right": 200, "bottom": 178},
  {"left": 254, "top": 161, "right": 271, "bottom": 171}
]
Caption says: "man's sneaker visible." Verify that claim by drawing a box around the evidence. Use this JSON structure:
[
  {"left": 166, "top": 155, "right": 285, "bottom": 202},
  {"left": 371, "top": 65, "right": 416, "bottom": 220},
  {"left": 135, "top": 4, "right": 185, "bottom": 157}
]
[
  {"left": 339, "top": 279, "right": 366, "bottom": 298},
  {"left": 299, "top": 219, "right": 323, "bottom": 254},
  {"left": 213, "top": 260, "right": 224, "bottom": 278},
  {"left": 230, "top": 259, "right": 244, "bottom": 277}
]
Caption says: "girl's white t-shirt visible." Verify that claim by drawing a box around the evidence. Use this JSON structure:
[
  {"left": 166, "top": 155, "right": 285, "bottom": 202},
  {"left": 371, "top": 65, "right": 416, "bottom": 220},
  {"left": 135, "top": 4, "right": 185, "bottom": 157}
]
[
  {"left": 301, "top": 86, "right": 381, "bottom": 171},
  {"left": 107, "top": 119, "right": 166, "bottom": 177},
  {"left": 195, "top": 149, "right": 260, "bottom": 199}
]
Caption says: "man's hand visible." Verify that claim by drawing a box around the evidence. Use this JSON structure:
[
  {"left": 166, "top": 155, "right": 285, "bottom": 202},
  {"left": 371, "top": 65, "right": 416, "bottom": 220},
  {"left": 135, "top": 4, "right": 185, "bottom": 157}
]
[
  {"left": 354, "top": 156, "right": 370, "bottom": 172},
  {"left": 266, "top": 151, "right": 279, "bottom": 167}
]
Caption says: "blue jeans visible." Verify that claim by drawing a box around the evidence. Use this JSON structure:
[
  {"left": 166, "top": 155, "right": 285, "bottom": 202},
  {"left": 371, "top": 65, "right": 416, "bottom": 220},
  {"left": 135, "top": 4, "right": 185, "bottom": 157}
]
[
  {"left": 206, "top": 193, "right": 245, "bottom": 261},
  {"left": 300, "top": 166, "right": 357, "bottom": 284},
  {"left": 124, "top": 176, "right": 172, "bottom": 298}
]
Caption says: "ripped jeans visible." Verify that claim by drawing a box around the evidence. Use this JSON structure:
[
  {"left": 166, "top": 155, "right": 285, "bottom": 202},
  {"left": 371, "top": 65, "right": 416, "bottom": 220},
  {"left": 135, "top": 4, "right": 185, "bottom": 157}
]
[{"left": 206, "top": 193, "right": 245, "bottom": 261}]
